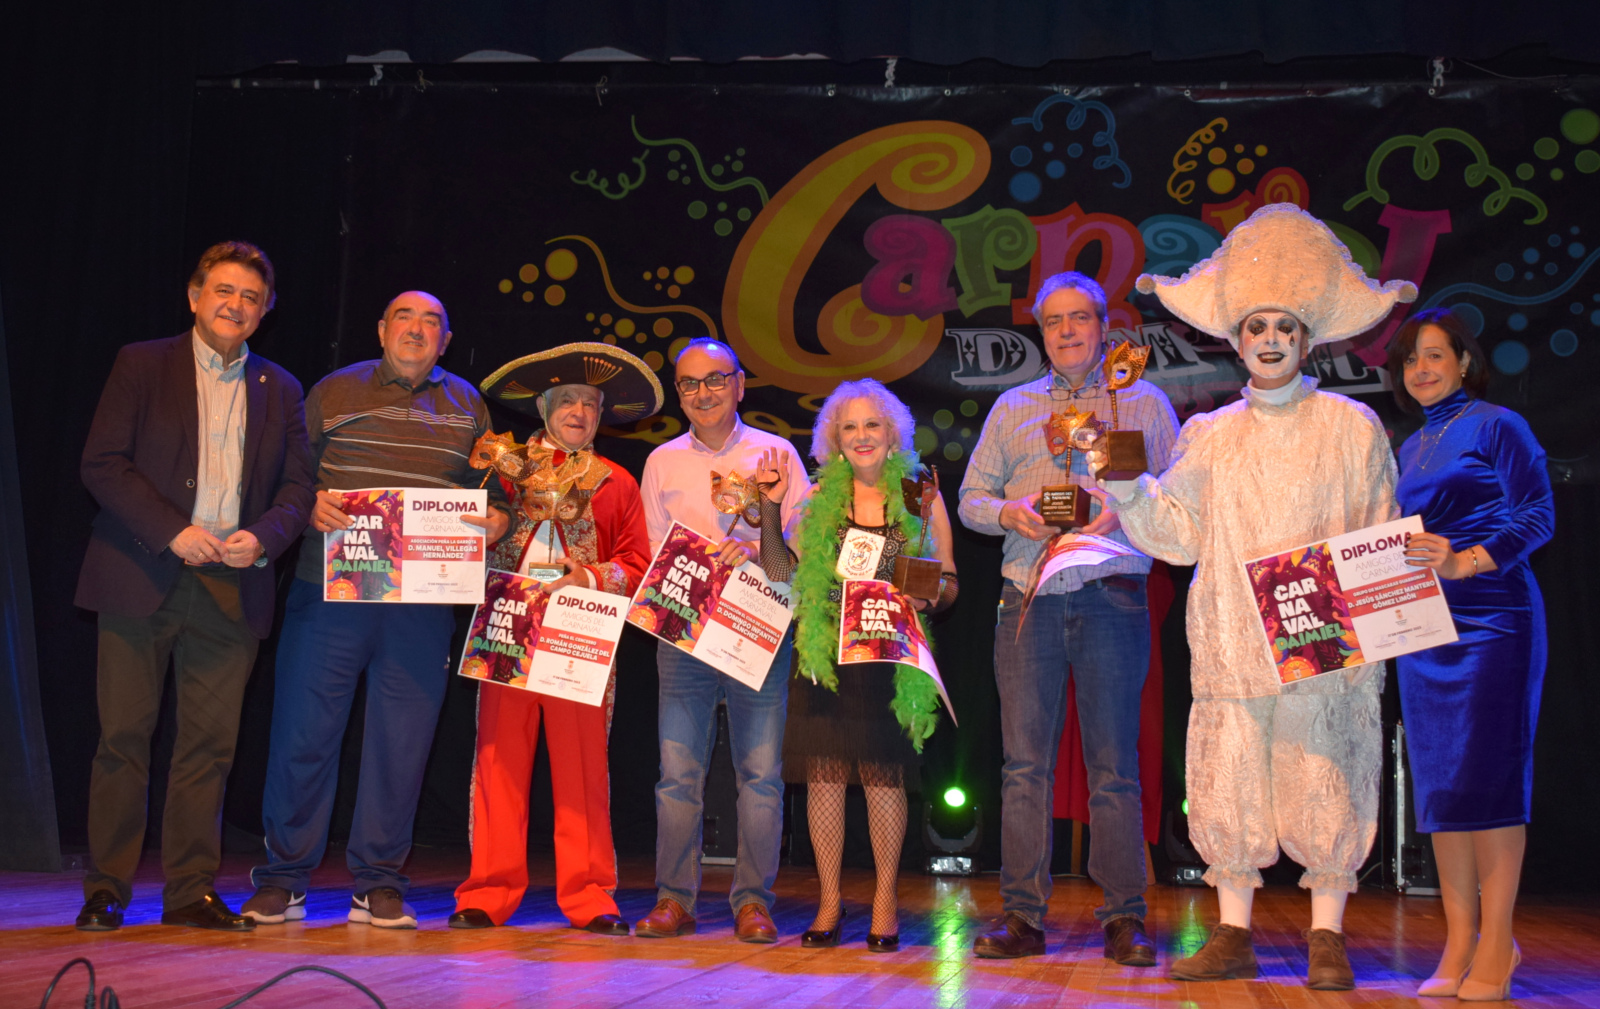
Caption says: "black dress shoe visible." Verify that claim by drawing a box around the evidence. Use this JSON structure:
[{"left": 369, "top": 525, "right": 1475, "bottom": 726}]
[
  {"left": 448, "top": 908, "right": 495, "bottom": 929},
  {"left": 583, "top": 913, "right": 630, "bottom": 935},
  {"left": 801, "top": 908, "right": 847, "bottom": 948},
  {"left": 75, "top": 890, "right": 124, "bottom": 931},
  {"left": 973, "top": 912, "right": 1046, "bottom": 958},
  {"left": 1104, "top": 915, "right": 1157, "bottom": 966},
  {"left": 161, "top": 891, "right": 255, "bottom": 931},
  {"left": 866, "top": 931, "right": 900, "bottom": 953}
]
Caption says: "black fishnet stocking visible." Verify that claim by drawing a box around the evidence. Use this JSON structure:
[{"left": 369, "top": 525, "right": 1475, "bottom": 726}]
[
  {"left": 804, "top": 757, "right": 907, "bottom": 936},
  {"left": 805, "top": 763, "right": 847, "bottom": 933},
  {"left": 862, "top": 778, "right": 906, "bottom": 937}
]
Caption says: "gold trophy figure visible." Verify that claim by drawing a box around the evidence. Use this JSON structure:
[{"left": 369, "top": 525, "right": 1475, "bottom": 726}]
[
  {"left": 1090, "top": 341, "right": 1153, "bottom": 481},
  {"left": 1040, "top": 405, "right": 1095, "bottom": 529}
]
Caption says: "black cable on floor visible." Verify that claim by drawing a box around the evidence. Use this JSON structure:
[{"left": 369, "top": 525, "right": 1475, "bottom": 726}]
[
  {"left": 40, "top": 959, "right": 387, "bottom": 1009},
  {"left": 214, "top": 966, "right": 387, "bottom": 1008},
  {"left": 38, "top": 957, "right": 119, "bottom": 1009}
]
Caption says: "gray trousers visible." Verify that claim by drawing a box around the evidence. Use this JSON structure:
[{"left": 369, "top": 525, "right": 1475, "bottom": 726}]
[{"left": 85, "top": 567, "right": 258, "bottom": 910}]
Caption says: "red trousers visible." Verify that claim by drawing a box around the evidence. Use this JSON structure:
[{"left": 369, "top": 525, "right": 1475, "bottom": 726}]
[{"left": 453, "top": 681, "right": 618, "bottom": 926}]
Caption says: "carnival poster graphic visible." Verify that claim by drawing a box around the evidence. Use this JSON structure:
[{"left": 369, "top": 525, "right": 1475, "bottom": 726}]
[
  {"left": 626, "top": 522, "right": 730, "bottom": 647},
  {"left": 458, "top": 569, "right": 548, "bottom": 688},
  {"left": 1245, "top": 542, "right": 1363, "bottom": 682},
  {"left": 325, "top": 489, "right": 404, "bottom": 601},
  {"left": 838, "top": 579, "right": 956, "bottom": 725}
]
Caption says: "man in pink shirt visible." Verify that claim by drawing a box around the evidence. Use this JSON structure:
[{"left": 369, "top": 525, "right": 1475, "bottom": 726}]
[{"left": 633, "top": 338, "right": 810, "bottom": 943}]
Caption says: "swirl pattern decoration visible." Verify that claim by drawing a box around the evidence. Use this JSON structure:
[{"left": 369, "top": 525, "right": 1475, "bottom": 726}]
[
  {"left": 1343, "top": 128, "right": 1547, "bottom": 224},
  {"left": 1167, "top": 118, "right": 1229, "bottom": 204},
  {"left": 722, "top": 121, "right": 990, "bottom": 394}
]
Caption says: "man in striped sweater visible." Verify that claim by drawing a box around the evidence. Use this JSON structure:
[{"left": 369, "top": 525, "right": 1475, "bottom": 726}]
[{"left": 243, "top": 291, "right": 511, "bottom": 929}]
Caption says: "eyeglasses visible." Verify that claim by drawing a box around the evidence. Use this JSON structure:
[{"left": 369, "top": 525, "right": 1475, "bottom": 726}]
[{"left": 675, "top": 371, "right": 736, "bottom": 395}]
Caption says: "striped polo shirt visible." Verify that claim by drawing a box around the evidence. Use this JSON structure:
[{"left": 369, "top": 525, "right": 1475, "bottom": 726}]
[{"left": 294, "top": 358, "right": 507, "bottom": 584}]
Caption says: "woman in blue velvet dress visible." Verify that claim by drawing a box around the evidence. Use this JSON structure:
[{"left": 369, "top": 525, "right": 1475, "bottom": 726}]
[{"left": 1388, "top": 308, "right": 1555, "bottom": 1001}]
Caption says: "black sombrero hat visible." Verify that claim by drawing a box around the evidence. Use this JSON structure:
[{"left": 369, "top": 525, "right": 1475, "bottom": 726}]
[{"left": 480, "top": 342, "right": 664, "bottom": 425}]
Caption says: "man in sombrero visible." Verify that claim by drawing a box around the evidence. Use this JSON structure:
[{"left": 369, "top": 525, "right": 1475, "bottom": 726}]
[
  {"left": 448, "top": 342, "right": 659, "bottom": 934},
  {"left": 1093, "top": 204, "right": 1411, "bottom": 989}
]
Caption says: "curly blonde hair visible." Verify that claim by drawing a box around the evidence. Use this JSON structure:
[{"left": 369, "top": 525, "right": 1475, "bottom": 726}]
[{"left": 808, "top": 378, "right": 918, "bottom": 465}]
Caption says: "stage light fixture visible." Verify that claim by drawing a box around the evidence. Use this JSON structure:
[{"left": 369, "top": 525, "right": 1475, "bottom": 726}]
[{"left": 924, "top": 787, "right": 981, "bottom": 876}]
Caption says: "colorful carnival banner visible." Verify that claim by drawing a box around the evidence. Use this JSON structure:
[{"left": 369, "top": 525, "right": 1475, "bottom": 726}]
[
  {"left": 1244, "top": 516, "right": 1457, "bottom": 683},
  {"left": 324, "top": 83, "right": 1598, "bottom": 482},
  {"left": 324, "top": 488, "right": 487, "bottom": 603}
]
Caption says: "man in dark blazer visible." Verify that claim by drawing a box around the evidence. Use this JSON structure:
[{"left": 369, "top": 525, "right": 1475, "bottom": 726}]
[{"left": 73, "top": 241, "right": 315, "bottom": 931}]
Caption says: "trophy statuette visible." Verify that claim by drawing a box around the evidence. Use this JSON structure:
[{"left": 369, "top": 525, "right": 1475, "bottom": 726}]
[
  {"left": 1039, "top": 406, "right": 1096, "bottom": 529},
  {"left": 1090, "top": 341, "right": 1153, "bottom": 482}
]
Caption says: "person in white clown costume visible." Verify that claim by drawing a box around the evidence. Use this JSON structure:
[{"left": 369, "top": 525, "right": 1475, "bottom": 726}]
[{"left": 1091, "top": 204, "right": 1415, "bottom": 990}]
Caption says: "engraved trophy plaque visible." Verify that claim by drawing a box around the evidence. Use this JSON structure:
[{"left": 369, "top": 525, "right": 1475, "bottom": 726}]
[
  {"left": 1090, "top": 341, "right": 1153, "bottom": 481},
  {"left": 1040, "top": 406, "right": 1093, "bottom": 529}
]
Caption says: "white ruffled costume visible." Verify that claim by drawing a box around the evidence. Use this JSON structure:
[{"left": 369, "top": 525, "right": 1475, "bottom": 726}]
[{"left": 1110, "top": 204, "right": 1414, "bottom": 893}]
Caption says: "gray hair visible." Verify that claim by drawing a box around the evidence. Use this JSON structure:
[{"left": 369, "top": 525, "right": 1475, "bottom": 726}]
[
  {"left": 1031, "top": 271, "right": 1108, "bottom": 326},
  {"left": 809, "top": 378, "right": 917, "bottom": 466}
]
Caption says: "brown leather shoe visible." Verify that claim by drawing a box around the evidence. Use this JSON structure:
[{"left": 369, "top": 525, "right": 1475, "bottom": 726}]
[
  {"left": 973, "top": 912, "right": 1046, "bottom": 958},
  {"left": 635, "top": 898, "right": 696, "bottom": 937},
  {"left": 734, "top": 903, "right": 777, "bottom": 943},
  {"left": 75, "top": 890, "right": 123, "bottom": 931},
  {"left": 160, "top": 891, "right": 256, "bottom": 931},
  {"left": 1305, "top": 928, "right": 1356, "bottom": 990},
  {"left": 1104, "top": 915, "right": 1157, "bottom": 966},
  {"left": 1169, "top": 923, "right": 1257, "bottom": 980}
]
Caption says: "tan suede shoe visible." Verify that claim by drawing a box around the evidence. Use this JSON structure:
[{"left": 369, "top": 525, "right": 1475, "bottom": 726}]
[{"left": 1169, "top": 923, "right": 1258, "bottom": 981}]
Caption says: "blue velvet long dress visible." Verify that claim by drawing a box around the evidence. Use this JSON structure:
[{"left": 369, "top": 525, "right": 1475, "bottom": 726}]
[{"left": 1395, "top": 389, "right": 1554, "bottom": 833}]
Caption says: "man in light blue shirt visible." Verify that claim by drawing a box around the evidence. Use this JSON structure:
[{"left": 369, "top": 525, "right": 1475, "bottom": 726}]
[{"left": 959, "top": 272, "right": 1178, "bottom": 964}]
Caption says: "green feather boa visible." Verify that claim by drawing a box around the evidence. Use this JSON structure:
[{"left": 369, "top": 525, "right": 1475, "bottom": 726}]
[{"left": 792, "top": 450, "right": 943, "bottom": 752}]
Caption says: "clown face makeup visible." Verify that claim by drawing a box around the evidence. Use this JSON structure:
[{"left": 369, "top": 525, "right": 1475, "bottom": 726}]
[{"left": 1237, "top": 310, "right": 1306, "bottom": 389}]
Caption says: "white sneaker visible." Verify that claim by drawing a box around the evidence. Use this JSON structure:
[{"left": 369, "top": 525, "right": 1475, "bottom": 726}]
[
  {"left": 241, "top": 886, "right": 306, "bottom": 924},
  {"left": 348, "top": 887, "right": 417, "bottom": 929}
]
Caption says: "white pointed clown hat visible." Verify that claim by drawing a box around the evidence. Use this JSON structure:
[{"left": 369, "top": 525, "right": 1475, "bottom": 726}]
[{"left": 1134, "top": 203, "right": 1418, "bottom": 348}]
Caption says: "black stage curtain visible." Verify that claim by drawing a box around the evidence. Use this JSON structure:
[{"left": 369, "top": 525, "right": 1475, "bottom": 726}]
[
  {"left": 0, "top": 0, "right": 200, "bottom": 855},
  {"left": 0, "top": 291, "right": 60, "bottom": 871},
  {"left": 193, "top": 1, "right": 1600, "bottom": 73}
]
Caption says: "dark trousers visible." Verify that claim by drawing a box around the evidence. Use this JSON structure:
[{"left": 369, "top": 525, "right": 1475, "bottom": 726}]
[
  {"left": 253, "top": 579, "right": 455, "bottom": 896},
  {"left": 993, "top": 578, "right": 1151, "bottom": 926},
  {"left": 85, "top": 568, "right": 258, "bottom": 910}
]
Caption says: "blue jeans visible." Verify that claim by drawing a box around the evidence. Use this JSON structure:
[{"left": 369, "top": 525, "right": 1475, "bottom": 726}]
[
  {"left": 654, "top": 635, "right": 789, "bottom": 914},
  {"left": 253, "top": 579, "right": 455, "bottom": 896},
  {"left": 994, "top": 577, "right": 1150, "bottom": 926}
]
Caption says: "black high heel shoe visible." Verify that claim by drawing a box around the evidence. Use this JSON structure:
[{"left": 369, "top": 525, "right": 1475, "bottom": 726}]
[
  {"left": 801, "top": 907, "right": 847, "bottom": 948},
  {"left": 866, "top": 931, "right": 900, "bottom": 952}
]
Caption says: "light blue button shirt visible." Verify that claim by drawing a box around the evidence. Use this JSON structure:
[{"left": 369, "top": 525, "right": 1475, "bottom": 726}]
[
  {"left": 959, "top": 363, "right": 1180, "bottom": 593},
  {"left": 191, "top": 331, "right": 249, "bottom": 538}
]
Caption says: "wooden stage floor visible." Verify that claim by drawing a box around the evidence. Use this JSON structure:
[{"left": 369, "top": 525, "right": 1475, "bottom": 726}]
[{"left": 2, "top": 850, "right": 1597, "bottom": 1008}]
